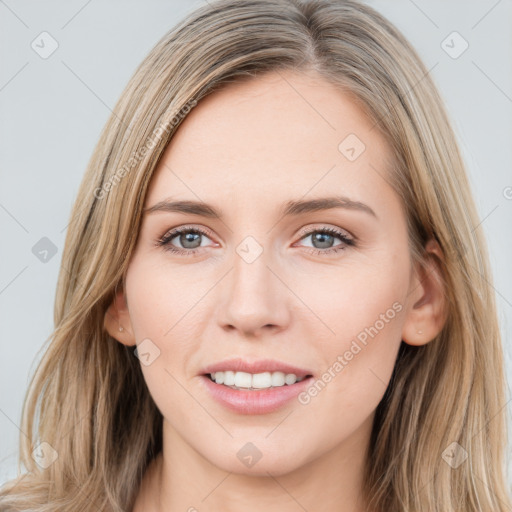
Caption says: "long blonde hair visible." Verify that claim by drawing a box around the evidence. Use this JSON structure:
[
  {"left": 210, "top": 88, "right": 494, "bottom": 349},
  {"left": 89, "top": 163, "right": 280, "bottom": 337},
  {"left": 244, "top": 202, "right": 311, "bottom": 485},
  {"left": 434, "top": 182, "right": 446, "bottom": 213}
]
[{"left": 1, "top": 0, "right": 510, "bottom": 510}]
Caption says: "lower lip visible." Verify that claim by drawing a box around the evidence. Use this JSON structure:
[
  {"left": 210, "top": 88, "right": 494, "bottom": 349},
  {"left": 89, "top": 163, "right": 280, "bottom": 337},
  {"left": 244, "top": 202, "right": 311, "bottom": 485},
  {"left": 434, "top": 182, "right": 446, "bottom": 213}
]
[{"left": 200, "top": 375, "right": 313, "bottom": 415}]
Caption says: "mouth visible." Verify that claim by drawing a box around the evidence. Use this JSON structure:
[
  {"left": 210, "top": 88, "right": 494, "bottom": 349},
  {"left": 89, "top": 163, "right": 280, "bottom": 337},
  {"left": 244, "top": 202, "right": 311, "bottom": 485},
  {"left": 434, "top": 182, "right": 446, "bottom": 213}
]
[
  {"left": 203, "top": 370, "right": 313, "bottom": 390},
  {"left": 198, "top": 359, "right": 315, "bottom": 414}
]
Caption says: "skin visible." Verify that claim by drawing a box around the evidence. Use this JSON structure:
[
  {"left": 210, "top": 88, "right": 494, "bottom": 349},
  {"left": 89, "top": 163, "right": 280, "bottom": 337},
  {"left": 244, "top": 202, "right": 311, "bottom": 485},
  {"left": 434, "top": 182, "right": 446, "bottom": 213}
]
[{"left": 105, "top": 70, "right": 446, "bottom": 512}]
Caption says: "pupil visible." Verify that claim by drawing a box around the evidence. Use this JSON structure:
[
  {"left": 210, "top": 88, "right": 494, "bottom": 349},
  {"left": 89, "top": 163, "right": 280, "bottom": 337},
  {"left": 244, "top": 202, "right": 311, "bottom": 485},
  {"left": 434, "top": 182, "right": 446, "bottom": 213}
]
[
  {"left": 181, "top": 232, "right": 201, "bottom": 248},
  {"left": 313, "top": 233, "right": 333, "bottom": 249}
]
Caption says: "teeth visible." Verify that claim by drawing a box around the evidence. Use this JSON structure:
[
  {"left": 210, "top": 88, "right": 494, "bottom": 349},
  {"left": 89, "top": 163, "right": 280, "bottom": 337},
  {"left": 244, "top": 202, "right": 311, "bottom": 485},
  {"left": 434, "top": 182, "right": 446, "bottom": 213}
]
[
  {"left": 271, "top": 372, "right": 285, "bottom": 387},
  {"left": 234, "top": 371, "right": 252, "bottom": 388},
  {"left": 223, "top": 371, "right": 235, "bottom": 386},
  {"left": 285, "top": 373, "right": 297, "bottom": 385},
  {"left": 209, "top": 370, "right": 307, "bottom": 390},
  {"left": 253, "top": 371, "right": 272, "bottom": 389}
]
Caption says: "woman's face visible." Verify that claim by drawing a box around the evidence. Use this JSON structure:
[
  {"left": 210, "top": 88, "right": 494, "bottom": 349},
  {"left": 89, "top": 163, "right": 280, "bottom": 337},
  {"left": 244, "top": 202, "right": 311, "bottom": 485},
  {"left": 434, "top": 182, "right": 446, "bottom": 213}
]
[{"left": 119, "top": 70, "right": 423, "bottom": 476}]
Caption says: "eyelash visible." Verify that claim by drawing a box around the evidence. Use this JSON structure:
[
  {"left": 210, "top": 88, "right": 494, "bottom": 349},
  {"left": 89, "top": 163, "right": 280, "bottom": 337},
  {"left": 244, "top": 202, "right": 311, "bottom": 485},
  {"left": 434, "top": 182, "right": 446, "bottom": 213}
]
[{"left": 155, "top": 225, "right": 355, "bottom": 257}]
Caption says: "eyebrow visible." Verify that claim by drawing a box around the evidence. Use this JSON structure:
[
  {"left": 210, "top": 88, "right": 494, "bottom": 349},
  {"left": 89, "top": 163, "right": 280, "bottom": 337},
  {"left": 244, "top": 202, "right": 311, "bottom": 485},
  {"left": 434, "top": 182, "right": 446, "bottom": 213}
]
[{"left": 143, "top": 196, "right": 377, "bottom": 219}]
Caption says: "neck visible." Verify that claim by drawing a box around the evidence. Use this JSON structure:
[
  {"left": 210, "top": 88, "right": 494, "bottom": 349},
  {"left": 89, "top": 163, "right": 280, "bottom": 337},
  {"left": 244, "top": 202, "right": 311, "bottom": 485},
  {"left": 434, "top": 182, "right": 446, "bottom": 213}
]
[{"left": 134, "top": 414, "right": 373, "bottom": 512}]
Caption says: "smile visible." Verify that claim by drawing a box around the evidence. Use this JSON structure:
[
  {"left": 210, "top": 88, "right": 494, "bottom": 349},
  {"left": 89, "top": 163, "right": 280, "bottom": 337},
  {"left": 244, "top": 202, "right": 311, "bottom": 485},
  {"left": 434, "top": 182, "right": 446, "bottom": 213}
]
[{"left": 208, "top": 370, "right": 307, "bottom": 390}]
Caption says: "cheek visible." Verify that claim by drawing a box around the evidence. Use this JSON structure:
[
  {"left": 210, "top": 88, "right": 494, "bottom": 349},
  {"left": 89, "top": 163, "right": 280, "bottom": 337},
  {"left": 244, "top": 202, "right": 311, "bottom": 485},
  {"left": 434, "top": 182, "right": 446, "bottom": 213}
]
[
  {"left": 292, "top": 251, "right": 408, "bottom": 417},
  {"left": 124, "top": 260, "right": 205, "bottom": 405},
  {"left": 126, "top": 257, "right": 206, "bottom": 341},
  {"left": 291, "top": 246, "right": 409, "bottom": 344},
  {"left": 293, "top": 307, "right": 403, "bottom": 461}
]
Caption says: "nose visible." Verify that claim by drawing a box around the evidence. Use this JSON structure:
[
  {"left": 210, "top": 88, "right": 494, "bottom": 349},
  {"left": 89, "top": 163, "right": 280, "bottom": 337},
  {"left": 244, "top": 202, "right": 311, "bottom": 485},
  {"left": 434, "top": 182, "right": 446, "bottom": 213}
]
[{"left": 217, "top": 249, "right": 291, "bottom": 338}]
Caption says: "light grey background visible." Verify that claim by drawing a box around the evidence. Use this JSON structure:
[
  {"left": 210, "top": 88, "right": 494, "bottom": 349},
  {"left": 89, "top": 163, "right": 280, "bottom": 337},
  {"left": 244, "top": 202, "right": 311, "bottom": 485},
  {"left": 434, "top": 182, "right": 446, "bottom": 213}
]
[{"left": 1, "top": 0, "right": 511, "bottom": 485}]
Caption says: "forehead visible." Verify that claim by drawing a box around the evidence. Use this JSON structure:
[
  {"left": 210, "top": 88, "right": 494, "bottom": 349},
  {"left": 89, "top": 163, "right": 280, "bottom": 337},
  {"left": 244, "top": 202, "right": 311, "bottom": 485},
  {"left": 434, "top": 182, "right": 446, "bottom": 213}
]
[{"left": 145, "top": 70, "right": 394, "bottom": 214}]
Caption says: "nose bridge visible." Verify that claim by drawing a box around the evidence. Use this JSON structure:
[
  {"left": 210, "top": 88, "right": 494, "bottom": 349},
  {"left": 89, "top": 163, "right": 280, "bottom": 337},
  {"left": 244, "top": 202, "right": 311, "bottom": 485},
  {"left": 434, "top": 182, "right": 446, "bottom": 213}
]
[
  {"left": 218, "top": 236, "right": 290, "bottom": 334},
  {"left": 231, "top": 244, "right": 270, "bottom": 298}
]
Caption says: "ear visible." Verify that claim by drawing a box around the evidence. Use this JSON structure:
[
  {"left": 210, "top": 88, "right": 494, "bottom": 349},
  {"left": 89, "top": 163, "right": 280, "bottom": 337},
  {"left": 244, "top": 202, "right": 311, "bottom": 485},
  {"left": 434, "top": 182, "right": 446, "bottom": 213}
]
[
  {"left": 402, "top": 239, "right": 448, "bottom": 346},
  {"left": 104, "top": 284, "right": 136, "bottom": 346}
]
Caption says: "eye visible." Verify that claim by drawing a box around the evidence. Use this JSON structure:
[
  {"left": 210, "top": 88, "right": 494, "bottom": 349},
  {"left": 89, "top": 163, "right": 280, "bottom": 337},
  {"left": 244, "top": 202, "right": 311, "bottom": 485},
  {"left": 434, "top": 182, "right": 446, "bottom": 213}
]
[
  {"left": 155, "top": 225, "right": 216, "bottom": 256},
  {"left": 294, "top": 226, "right": 355, "bottom": 256},
  {"left": 155, "top": 224, "right": 355, "bottom": 257}
]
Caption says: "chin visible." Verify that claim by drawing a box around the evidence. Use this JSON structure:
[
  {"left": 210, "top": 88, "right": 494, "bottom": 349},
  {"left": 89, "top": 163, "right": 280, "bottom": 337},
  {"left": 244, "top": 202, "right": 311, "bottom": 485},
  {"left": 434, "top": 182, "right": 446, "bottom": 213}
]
[{"left": 206, "top": 444, "right": 310, "bottom": 477}]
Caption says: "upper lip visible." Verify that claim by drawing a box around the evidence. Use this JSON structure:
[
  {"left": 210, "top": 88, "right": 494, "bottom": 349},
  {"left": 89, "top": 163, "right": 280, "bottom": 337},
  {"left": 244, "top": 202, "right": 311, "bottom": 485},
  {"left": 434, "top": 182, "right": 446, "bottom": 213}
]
[{"left": 201, "top": 358, "right": 314, "bottom": 379}]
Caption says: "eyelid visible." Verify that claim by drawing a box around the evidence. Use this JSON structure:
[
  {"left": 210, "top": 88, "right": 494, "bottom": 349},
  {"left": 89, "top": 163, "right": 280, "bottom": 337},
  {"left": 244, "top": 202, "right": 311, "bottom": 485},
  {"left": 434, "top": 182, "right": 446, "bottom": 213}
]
[
  {"left": 158, "top": 224, "right": 218, "bottom": 246},
  {"left": 161, "top": 224, "right": 215, "bottom": 239},
  {"left": 295, "top": 223, "right": 354, "bottom": 240}
]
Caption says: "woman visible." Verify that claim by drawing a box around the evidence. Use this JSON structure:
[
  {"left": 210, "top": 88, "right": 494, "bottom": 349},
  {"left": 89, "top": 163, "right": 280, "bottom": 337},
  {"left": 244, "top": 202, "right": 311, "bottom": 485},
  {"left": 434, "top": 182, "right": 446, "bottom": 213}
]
[{"left": 1, "top": 0, "right": 510, "bottom": 510}]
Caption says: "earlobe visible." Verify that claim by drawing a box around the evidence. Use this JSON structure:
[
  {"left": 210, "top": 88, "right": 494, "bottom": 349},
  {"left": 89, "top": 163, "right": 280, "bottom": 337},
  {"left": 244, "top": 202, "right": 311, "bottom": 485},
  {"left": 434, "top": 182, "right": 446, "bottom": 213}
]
[
  {"left": 402, "top": 239, "right": 448, "bottom": 346},
  {"left": 103, "top": 285, "right": 136, "bottom": 346}
]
